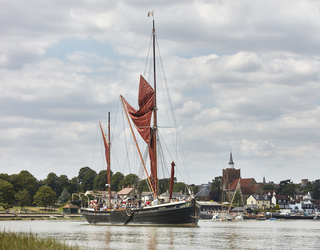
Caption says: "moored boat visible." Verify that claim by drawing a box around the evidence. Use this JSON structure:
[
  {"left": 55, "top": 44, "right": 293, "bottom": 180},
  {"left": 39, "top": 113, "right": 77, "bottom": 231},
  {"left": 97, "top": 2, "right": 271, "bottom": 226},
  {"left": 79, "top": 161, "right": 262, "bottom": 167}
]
[{"left": 80, "top": 14, "right": 200, "bottom": 226}]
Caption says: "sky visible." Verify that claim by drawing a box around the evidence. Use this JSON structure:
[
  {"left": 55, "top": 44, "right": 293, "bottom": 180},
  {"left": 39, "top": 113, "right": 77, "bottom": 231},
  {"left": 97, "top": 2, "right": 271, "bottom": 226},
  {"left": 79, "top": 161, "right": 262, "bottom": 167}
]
[{"left": 2, "top": 0, "right": 320, "bottom": 186}]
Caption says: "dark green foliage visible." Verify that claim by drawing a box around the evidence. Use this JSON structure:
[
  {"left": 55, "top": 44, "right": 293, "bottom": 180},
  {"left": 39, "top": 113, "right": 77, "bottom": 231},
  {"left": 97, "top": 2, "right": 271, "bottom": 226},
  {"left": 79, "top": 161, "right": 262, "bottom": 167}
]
[
  {"left": 277, "top": 179, "right": 298, "bottom": 199},
  {"left": 312, "top": 180, "right": 320, "bottom": 199},
  {"left": 78, "top": 167, "right": 97, "bottom": 192},
  {"left": 110, "top": 172, "right": 124, "bottom": 192},
  {"left": 45, "top": 172, "right": 60, "bottom": 196},
  {"left": 93, "top": 170, "right": 113, "bottom": 191},
  {"left": 119, "top": 173, "right": 140, "bottom": 190},
  {"left": 59, "top": 188, "right": 71, "bottom": 203},
  {"left": 211, "top": 176, "right": 222, "bottom": 201},
  {"left": 15, "top": 189, "right": 31, "bottom": 208},
  {"left": 0, "top": 179, "right": 15, "bottom": 209},
  {"left": 263, "top": 184, "right": 276, "bottom": 190},
  {"left": 158, "top": 178, "right": 171, "bottom": 194},
  {"left": 172, "top": 182, "right": 186, "bottom": 193},
  {"left": 9, "top": 171, "right": 38, "bottom": 202},
  {"left": 69, "top": 177, "right": 80, "bottom": 194},
  {"left": 33, "top": 186, "right": 57, "bottom": 208}
]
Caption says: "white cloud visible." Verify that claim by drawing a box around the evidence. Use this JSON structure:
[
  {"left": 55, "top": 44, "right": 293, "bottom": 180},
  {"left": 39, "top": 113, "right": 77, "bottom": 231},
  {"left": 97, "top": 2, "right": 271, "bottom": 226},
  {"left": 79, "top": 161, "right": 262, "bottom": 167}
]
[{"left": 2, "top": 0, "right": 320, "bottom": 185}]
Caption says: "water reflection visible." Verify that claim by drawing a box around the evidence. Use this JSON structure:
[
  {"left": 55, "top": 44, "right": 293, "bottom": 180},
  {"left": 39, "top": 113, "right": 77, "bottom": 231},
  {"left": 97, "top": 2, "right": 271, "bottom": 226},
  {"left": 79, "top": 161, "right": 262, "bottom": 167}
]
[{"left": 1, "top": 220, "right": 320, "bottom": 249}]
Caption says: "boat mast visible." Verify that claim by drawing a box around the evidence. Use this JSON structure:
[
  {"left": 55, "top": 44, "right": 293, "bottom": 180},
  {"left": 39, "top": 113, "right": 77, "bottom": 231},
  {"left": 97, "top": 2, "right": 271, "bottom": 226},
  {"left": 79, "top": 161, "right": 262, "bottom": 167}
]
[
  {"left": 107, "top": 112, "right": 111, "bottom": 206},
  {"left": 152, "top": 19, "right": 158, "bottom": 197}
]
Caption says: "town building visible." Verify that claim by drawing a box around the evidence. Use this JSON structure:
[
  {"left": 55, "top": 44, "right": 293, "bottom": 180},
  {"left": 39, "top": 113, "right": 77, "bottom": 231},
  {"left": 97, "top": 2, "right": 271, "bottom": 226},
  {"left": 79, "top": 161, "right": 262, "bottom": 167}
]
[
  {"left": 246, "top": 195, "right": 271, "bottom": 209},
  {"left": 271, "top": 193, "right": 290, "bottom": 209}
]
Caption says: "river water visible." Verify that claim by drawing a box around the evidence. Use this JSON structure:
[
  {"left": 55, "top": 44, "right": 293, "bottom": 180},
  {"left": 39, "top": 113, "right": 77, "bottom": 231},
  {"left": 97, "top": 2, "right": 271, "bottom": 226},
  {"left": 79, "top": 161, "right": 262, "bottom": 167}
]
[{"left": 1, "top": 219, "right": 320, "bottom": 249}]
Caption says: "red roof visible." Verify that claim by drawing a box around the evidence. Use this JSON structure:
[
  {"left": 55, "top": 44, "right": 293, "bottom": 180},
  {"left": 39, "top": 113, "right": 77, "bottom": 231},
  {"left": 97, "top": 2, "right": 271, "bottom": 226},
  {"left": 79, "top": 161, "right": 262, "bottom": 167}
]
[
  {"left": 230, "top": 178, "right": 255, "bottom": 190},
  {"left": 275, "top": 195, "right": 288, "bottom": 200}
]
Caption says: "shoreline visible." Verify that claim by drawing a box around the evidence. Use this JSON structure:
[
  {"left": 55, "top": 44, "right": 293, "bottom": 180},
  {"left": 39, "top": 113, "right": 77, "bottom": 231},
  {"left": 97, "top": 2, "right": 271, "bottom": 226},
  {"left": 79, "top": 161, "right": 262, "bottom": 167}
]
[{"left": 0, "top": 213, "right": 83, "bottom": 220}]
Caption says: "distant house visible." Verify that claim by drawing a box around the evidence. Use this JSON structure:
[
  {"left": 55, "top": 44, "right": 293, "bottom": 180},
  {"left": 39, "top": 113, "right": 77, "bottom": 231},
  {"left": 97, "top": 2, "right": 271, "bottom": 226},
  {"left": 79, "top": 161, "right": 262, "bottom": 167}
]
[
  {"left": 271, "top": 194, "right": 290, "bottom": 209},
  {"left": 141, "top": 192, "right": 153, "bottom": 202},
  {"left": 85, "top": 190, "right": 116, "bottom": 200},
  {"left": 117, "top": 187, "right": 136, "bottom": 200},
  {"left": 246, "top": 195, "right": 271, "bottom": 209},
  {"left": 195, "top": 186, "right": 211, "bottom": 201},
  {"left": 159, "top": 191, "right": 186, "bottom": 202},
  {"left": 289, "top": 192, "right": 318, "bottom": 214},
  {"left": 63, "top": 204, "right": 79, "bottom": 214}
]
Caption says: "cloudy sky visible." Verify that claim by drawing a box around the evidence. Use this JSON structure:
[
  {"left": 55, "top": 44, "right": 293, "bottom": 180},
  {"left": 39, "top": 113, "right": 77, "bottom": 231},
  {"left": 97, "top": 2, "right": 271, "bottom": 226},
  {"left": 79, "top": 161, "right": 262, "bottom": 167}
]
[{"left": 2, "top": 0, "right": 320, "bottom": 185}]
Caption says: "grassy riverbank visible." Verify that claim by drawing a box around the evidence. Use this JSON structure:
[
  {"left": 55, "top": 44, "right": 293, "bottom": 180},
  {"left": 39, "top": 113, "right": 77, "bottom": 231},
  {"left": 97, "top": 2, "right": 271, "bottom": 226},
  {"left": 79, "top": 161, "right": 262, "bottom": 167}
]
[{"left": 0, "top": 230, "right": 80, "bottom": 250}]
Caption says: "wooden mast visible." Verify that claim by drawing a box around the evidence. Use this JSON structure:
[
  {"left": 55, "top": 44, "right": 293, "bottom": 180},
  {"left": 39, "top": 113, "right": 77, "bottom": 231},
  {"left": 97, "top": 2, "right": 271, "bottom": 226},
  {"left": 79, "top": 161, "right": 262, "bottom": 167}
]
[
  {"left": 107, "top": 112, "right": 111, "bottom": 206},
  {"left": 152, "top": 19, "right": 158, "bottom": 197}
]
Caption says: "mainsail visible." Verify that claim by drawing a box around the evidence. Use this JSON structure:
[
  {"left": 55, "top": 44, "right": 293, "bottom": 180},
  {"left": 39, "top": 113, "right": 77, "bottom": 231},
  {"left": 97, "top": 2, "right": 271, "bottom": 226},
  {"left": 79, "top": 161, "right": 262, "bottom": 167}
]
[{"left": 121, "top": 75, "right": 158, "bottom": 195}]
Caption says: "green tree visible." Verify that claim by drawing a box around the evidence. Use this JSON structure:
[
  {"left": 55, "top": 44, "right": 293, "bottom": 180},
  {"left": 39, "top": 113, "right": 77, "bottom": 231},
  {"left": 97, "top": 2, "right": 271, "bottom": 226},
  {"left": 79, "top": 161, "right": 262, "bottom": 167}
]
[
  {"left": 137, "top": 179, "right": 149, "bottom": 193},
  {"left": 9, "top": 171, "right": 38, "bottom": 201},
  {"left": 59, "top": 188, "right": 71, "bottom": 203},
  {"left": 0, "top": 180, "right": 15, "bottom": 210},
  {"left": 110, "top": 172, "right": 124, "bottom": 192},
  {"left": 15, "top": 189, "right": 31, "bottom": 208},
  {"left": 263, "top": 184, "right": 276, "bottom": 190},
  {"left": 278, "top": 179, "right": 297, "bottom": 199},
  {"left": 93, "top": 170, "right": 113, "bottom": 191},
  {"left": 59, "top": 175, "right": 71, "bottom": 193},
  {"left": 312, "top": 180, "right": 320, "bottom": 199},
  {"left": 172, "top": 182, "right": 186, "bottom": 193},
  {"left": 0, "top": 173, "right": 10, "bottom": 182},
  {"left": 45, "top": 172, "right": 60, "bottom": 196},
  {"left": 33, "top": 186, "right": 57, "bottom": 209},
  {"left": 82, "top": 170, "right": 97, "bottom": 191},
  {"left": 158, "top": 178, "right": 171, "bottom": 194},
  {"left": 78, "top": 167, "right": 97, "bottom": 191},
  {"left": 119, "top": 174, "right": 140, "bottom": 190},
  {"left": 211, "top": 176, "right": 222, "bottom": 201},
  {"left": 69, "top": 176, "right": 80, "bottom": 194},
  {"left": 190, "top": 185, "right": 200, "bottom": 196}
]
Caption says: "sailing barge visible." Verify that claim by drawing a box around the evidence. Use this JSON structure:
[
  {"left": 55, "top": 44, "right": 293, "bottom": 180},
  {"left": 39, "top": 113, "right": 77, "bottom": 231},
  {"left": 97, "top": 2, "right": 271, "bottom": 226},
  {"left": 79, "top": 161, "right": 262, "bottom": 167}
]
[{"left": 80, "top": 18, "right": 200, "bottom": 226}]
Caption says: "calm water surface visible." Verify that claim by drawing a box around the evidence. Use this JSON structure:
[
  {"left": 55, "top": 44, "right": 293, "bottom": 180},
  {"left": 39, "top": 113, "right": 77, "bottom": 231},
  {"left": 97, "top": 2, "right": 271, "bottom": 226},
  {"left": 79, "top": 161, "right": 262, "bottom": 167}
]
[{"left": 1, "top": 219, "right": 320, "bottom": 249}]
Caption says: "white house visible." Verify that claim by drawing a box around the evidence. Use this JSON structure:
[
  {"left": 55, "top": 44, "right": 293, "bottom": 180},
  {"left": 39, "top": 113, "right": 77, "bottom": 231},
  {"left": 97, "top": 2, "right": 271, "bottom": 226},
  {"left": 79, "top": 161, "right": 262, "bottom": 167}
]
[{"left": 246, "top": 195, "right": 271, "bottom": 209}]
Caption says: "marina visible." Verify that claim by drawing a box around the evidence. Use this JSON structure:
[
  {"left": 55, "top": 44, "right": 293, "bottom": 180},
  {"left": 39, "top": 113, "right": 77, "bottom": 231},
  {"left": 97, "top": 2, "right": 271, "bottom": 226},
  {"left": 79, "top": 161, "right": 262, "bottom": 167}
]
[{"left": 1, "top": 219, "right": 320, "bottom": 249}]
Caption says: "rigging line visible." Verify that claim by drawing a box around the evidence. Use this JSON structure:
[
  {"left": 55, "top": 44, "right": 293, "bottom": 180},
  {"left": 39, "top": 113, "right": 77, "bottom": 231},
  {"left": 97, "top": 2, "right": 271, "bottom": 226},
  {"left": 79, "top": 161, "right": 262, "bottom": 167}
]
[
  {"left": 121, "top": 103, "right": 131, "bottom": 174},
  {"left": 110, "top": 99, "right": 121, "bottom": 173},
  {"left": 110, "top": 97, "right": 120, "bottom": 143},
  {"left": 157, "top": 136, "right": 169, "bottom": 179},
  {"left": 155, "top": 34, "right": 181, "bottom": 167},
  {"left": 176, "top": 132, "right": 191, "bottom": 184},
  {"left": 91, "top": 123, "right": 100, "bottom": 169},
  {"left": 156, "top": 33, "right": 176, "bottom": 128},
  {"left": 143, "top": 31, "right": 153, "bottom": 77}
]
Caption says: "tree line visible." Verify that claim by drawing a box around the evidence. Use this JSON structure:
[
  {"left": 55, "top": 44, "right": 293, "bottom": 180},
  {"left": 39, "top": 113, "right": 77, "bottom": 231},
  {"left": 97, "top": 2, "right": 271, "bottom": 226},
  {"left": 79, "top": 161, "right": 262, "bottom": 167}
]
[{"left": 0, "top": 167, "right": 190, "bottom": 210}]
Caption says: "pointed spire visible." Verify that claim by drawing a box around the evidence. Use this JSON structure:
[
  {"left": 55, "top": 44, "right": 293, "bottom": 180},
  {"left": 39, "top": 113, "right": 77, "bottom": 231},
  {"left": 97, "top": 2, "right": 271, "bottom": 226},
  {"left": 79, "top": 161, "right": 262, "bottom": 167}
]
[{"left": 228, "top": 149, "right": 234, "bottom": 168}]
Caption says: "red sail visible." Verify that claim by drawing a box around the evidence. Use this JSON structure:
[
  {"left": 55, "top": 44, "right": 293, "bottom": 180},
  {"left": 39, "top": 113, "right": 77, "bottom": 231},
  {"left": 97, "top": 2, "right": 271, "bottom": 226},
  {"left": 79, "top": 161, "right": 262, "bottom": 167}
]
[
  {"left": 123, "top": 75, "right": 156, "bottom": 193},
  {"left": 99, "top": 122, "right": 110, "bottom": 166},
  {"left": 122, "top": 75, "right": 155, "bottom": 144}
]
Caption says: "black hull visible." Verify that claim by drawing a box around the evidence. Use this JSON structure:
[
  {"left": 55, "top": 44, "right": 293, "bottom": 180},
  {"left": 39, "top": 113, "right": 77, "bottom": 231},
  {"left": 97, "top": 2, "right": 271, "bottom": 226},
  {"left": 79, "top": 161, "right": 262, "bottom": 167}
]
[
  {"left": 272, "top": 214, "right": 315, "bottom": 220},
  {"left": 81, "top": 200, "right": 200, "bottom": 226}
]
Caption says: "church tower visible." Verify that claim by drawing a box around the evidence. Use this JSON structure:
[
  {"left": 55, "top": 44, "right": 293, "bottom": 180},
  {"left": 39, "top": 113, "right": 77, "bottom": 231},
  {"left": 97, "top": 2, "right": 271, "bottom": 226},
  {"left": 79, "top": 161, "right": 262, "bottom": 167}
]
[{"left": 221, "top": 150, "right": 241, "bottom": 191}]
